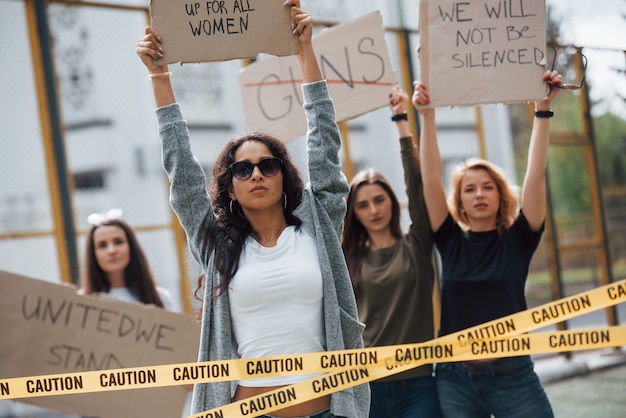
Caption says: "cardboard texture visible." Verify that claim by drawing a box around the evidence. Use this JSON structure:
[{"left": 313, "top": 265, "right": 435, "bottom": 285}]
[
  {"left": 0, "top": 270, "right": 200, "bottom": 418},
  {"left": 238, "top": 11, "right": 397, "bottom": 143},
  {"left": 150, "top": 0, "right": 298, "bottom": 64},
  {"left": 419, "top": 0, "right": 548, "bottom": 108}
]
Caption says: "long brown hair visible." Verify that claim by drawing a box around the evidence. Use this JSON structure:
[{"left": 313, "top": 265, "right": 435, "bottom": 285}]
[
  {"left": 342, "top": 169, "right": 402, "bottom": 290},
  {"left": 448, "top": 158, "right": 519, "bottom": 235},
  {"left": 194, "top": 132, "right": 305, "bottom": 307},
  {"left": 81, "top": 218, "right": 165, "bottom": 307}
]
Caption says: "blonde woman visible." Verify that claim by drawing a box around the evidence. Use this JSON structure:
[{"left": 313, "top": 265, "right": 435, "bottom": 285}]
[{"left": 413, "top": 69, "right": 563, "bottom": 417}]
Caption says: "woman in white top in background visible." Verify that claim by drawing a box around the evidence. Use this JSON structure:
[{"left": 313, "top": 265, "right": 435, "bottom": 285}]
[{"left": 80, "top": 214, "right": 173, "bottom": 310}]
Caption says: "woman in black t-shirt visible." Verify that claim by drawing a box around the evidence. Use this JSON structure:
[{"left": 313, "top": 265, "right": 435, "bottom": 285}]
[{"left": 412, "top": 69, "right": 563, "bottom": 418}]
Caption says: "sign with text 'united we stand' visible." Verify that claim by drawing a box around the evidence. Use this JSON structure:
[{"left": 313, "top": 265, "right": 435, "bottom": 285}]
[
  {"left": 238, "top": 11, "right": 397, "bottom": 143},
  {"left": 419, "top": 0, "right": 548, "bottom": 108},
  {"left": 150, "top": 0, "right": 298, "bottom": 64},
  {"left": 0, "top": 270, "right": 200, "bottom": 418}
]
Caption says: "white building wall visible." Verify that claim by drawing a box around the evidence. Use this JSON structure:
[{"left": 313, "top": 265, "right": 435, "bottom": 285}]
[
  {"left": 0, "top": 0, "right": 516, "bottom": 312},
  {"left": 0, "top": 1, "right": 519, "bottom": 416}
]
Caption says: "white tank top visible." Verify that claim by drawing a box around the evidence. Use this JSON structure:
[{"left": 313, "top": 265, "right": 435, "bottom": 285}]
[
  {"left": 108, "top": 286, "right": 174, "bottom": 311},
  {"left": 229, "top": 225, "right": 325, "bottom": 387}
]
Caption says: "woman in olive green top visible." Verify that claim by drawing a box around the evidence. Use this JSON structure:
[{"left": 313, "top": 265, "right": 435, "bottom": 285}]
[{"left": 342, "top": 86, "right": 442, "bottom": 418}]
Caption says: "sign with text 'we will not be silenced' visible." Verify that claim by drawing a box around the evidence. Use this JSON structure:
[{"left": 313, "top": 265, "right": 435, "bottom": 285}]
[
  {"left": 150, "top": 0, "right": 298, "bottom": 64},
  {"left": 419, "top": 0, "right": 548, "bottom": 107}
]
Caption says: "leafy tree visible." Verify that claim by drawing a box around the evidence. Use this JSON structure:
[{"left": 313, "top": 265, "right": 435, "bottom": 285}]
[
  {"left": 595, "top": 113, "right": 626, "bottom": 188},
  {"left": 509, "top": 5, "right": 626, "bottom": 218}
]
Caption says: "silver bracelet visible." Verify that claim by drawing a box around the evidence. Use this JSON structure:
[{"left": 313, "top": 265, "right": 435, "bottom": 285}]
[{"left": 147, "top": 71, "right": 172, "bottom": 80}]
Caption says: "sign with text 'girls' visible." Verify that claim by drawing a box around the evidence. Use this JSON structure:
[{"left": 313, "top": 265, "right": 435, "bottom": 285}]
[
  {"left": 0, "top": 270, "right": 200, "bottom": 418},
  {"left": 150, "top": 0, "right": 298, "bottom": 64},
  {"left": 238, "top": 11, "right": 397, "bottom": 143},
  {"left": 419, "top": 0, "right": 548, "bottom": 107}
]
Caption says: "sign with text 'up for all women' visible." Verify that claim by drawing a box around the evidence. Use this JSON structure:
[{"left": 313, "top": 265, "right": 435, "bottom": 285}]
[
  {"left": 419, "top": 0, "right": 548, "bottom": 108},
  {"left": 0, "top": 270, "right": 200, "bottom": 418},
  {"left": 238, "top": 11, "right": 397, "bottom": 143},
  {"left": 150, "top": 0, "right": 298, "bottom": 64}
]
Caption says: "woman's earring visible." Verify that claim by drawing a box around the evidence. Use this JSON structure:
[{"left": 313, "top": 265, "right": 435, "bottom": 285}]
[
  {"left": 283, "top": 193, "right": 287, "bottom": 210},
  {"left": 460, "top": 207, "right": 465, "bottom": 213},
  {"left": 229, "top": 200, "right": 234, "bottom": 214}
]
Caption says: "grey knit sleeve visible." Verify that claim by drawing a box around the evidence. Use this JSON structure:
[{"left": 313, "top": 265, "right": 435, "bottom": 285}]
[
  {"left": 156, "top": 103, "right": 217, "bottom": 267},
  {"left": 302, "top": 80, "right": 349, "bottom": 238}
]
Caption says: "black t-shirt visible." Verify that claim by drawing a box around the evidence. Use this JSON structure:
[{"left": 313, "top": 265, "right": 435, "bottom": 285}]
[{"left": 434, "top": 212, "right": 543, "bottom": 336}]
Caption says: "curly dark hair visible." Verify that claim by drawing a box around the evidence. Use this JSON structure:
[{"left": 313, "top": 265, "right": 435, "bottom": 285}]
[{"left": 194, "top": 132, "right": 304, "bottom": 305}]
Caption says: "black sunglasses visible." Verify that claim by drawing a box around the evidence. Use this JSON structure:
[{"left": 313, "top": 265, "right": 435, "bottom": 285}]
[
  {"left": 549, "top": 46, "right": 587, "bottom": 91},
  {"left": 229, "top": 157, "right": 283, "bottom": 180}
]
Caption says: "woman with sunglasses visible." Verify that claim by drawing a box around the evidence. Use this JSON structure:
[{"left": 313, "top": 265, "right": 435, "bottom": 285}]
[
  {"left": 136, "top": 2, "right": 369, "bottom": 417},
  {"left": 342, "top": 86, "right": 441, "bottom": 418},
  {"left": 412, "top": 69, "right": 563, "bottom": 417}
]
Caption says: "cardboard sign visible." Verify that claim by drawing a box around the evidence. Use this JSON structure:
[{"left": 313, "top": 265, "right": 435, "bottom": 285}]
[
  {"left": 0, "top": 270, "right": 200, "bottom": 418},
  {"left": 419, "top": 0, "right": 548, "bottom": 107},
  {"left": 150, "top": 0, "right": 298, "bottom": 64},
  {"left": 238, "top": 11, "right": 397, "bottom": 142}
]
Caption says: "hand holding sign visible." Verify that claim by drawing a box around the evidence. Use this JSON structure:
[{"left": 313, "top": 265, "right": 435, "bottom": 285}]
[
  {"left": 418, "top": 0, "right": 549, "bottom": 107},
  {"left": 238, "top": 11, "right": 396, "bottom": 142},
  {"left": 150, "top": 0, "right": 298, "bottom": 64},
  {"left": 0, "top": 270, "right": 199, "bottom": 418}
]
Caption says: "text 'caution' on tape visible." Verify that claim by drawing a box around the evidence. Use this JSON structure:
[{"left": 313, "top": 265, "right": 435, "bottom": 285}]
[{"left": 1, "top": 279, "right": 625, "bottom": 418}]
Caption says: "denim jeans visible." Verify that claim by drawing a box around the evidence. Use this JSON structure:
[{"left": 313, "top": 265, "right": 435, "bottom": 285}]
[
  {"left": 435, "top": 356, "right": 554, "bottom": 418},
  {"left": 258, "top": 408, "right": 336, "bottom": 418},
  {"left": 369, "top": 374, "right": 442, "bottom": 418}
]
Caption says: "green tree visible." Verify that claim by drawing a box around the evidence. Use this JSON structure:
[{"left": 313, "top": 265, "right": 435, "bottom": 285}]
[
  {"left": 509, "top": 5, "right": 626, "bottom": 218},
  {"left": 595, "top": 113, "right": 626, "bottom": 188}
]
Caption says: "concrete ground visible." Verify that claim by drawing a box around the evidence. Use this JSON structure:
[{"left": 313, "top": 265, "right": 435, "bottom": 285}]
[{"left": 540, "top": 349, "right": 626, "bottom": 418}]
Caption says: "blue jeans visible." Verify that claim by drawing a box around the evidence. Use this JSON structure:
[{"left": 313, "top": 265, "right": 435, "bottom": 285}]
[
  {"left": 369, "top": 374, "right": 442, "bottom": 418},
  {"left": 259, "top": 408, "right": 336, "bottom": 418},
  {"left": 435, "top": 356, "right": 554, "bottom": 418}
]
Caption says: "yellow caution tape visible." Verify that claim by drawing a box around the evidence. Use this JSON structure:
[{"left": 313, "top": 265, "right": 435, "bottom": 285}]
[
  {"left": 190, "top": 326, "right": 626, "bottom": 418},
  {"left": 0, "top": 279, "right": 624, "bottom": 418}
]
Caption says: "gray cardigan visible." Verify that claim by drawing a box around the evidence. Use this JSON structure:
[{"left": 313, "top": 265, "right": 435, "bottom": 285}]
[{"left": 156, "top": 81, "right": 370, "bottom": 417}]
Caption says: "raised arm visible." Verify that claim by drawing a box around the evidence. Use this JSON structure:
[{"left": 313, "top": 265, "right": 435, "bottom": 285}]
[
  {"left": 136, "top": 26, "right": 175, "bottom": 108},
  {"left": 288, "top": 0, "right": 322, "bottom": 83},
  {"left": 389, "top": 85, "right": 411, "bottom": 138},
  {"left": 290, "top": 2, "right": 348, "bottom": 235},
  {"left": 390, "top": 86, "right": 433, "bottom": 248},
  {"left": 521, "top": 70, "right": 562, "bottom": 231},
  {"left": 136, "top": 26, "right": 217, "bottom": 268},
  {"left": 412, "top": 82, "right": 449, "bottom": 232}
]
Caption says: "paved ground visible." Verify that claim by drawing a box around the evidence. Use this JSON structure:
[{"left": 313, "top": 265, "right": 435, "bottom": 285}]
[
  {"left": 528, "top": 288, "right": 626, "bottom": 416},
  {"left": 0, "top": 402, "right": 73, "bottom": 417},
  {"left": 544, "top": 362, "right": 626, "bottom": 418}
]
